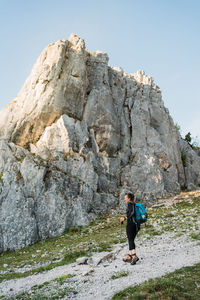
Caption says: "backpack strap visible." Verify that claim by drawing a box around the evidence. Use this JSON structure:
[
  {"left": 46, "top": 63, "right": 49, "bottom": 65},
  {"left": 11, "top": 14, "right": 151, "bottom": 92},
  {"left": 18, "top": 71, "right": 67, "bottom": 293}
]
[
  {"left": 130, "top": 203, "right": 137, "bottom": 225},
  {"left": 130, "top": 203, "right": 140, "bottom": 232}
]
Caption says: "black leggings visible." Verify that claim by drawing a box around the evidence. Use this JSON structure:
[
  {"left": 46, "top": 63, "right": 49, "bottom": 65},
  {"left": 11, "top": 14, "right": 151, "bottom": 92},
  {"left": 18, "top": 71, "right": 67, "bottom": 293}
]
[{"left": 126, "top": 223, "right": 137, "bottom": 250}]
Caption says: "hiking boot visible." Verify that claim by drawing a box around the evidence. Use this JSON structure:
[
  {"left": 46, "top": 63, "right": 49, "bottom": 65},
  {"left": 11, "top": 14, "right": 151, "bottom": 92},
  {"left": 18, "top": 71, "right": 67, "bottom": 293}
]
[
  {"left": 122, "top": 254, "right": 133, "bottom": 262},
  {"left": 130, "top": 254, "right": 139, "bottom": 265}
]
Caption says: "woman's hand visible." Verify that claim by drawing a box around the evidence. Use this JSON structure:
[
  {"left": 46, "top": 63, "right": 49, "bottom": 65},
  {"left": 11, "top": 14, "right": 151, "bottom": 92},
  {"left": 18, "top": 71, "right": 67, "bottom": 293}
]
[{"left": 120, "top": 217, "right": 125, "bottom": 223}]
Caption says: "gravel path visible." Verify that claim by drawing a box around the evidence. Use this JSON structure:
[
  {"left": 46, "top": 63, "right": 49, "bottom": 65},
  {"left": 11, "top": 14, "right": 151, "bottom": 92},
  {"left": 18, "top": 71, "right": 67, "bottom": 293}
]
[{"left": 0, "top": 232, "right": 200, "bottom": 299}]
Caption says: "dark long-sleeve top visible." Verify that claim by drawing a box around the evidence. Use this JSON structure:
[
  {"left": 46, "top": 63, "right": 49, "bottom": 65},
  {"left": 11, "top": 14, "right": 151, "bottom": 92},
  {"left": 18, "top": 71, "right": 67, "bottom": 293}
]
[{"left": 126, "top": 201, "right": 136, "bottom": 225}]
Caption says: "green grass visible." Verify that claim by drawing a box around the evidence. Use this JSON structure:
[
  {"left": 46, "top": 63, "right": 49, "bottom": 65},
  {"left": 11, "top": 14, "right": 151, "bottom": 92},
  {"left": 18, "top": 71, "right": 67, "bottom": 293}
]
[
  {"left": 190, "top": 232, "right": 200, "bottom": 240},
  {"left": 0, "top": 250, "right": 87, "bottom": 283},
  {"left": 0, "top": 193, "right": 199, "bottom": 283},
  {"left": 181, "top": 150, "right": 187, "bottom": 167},
  {"left": 142, "top": 196, "right": 200, "bottom": 239},
  {"left": 112, "top": 262, "right": 200, "bottom": 300},
  {"left": 89, "top": 269, "right": 94, "bottom": 274},
  {"left": 0, "top": 173, "right": 3, "bottom": 183},
  {"left": 0, "top": 214, "right": 125, "bottom": 281},
  {"left": 54, "top": 274, "right": 74, "bottom": 285},
  {"left": 5, "top": 273, "right": 77, "bottom": 300},
  {"left": 111, "top": 271, "right": 129, "bottom": 280}
]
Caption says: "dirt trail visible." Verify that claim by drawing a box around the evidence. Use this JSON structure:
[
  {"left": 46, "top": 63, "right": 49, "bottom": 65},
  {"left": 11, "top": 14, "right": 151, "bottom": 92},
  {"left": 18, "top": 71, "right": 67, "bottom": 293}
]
[{"left": 0, "top": 232, "right": 199, "bottom": 300}]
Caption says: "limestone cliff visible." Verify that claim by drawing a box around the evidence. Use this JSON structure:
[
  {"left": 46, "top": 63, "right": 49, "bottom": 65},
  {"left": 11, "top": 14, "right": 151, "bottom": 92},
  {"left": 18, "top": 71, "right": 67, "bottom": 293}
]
[{"left": 0, "top": 34, "right": 200, "bottom": 252}]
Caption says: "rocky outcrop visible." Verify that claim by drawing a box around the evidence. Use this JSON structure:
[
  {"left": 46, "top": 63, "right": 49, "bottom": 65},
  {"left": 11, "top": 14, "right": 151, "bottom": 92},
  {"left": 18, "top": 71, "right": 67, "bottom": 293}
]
[
  {"left": 179, "top": 138, "right": 200, "bottom": 190},
  {"left": 0, "top": 139, "right": 116, "bottom": 252},
  {"left": 0, "top": 35, "right": 88, "bottom": 148},
  {"left": 0, "top": 34, "right": 200, "bottom": 251}
]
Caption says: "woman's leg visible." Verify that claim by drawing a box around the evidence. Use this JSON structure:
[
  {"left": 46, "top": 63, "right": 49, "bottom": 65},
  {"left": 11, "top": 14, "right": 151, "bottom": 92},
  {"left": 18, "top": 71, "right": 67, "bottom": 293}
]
[
  {"left": 127, "top": 228, "right": 137, "bottom": 255},
  {"left": 123, "top": 224, "right": 138, "bottom": 260},
  {"left": 125, "top": 224, "right": 139, "bottom": 264}
]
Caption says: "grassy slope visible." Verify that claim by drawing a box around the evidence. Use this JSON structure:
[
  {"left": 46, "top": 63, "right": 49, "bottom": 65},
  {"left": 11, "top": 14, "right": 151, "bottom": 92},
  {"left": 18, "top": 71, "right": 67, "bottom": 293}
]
[
  {"left": 112, "top": 263, "right": 200, "bottom": 300},
  {"left": 0, "top": 214, "right": 125, "bottom": 282},
  {"left": 0, "top": 192, "right": 199, "bottom": 288}
]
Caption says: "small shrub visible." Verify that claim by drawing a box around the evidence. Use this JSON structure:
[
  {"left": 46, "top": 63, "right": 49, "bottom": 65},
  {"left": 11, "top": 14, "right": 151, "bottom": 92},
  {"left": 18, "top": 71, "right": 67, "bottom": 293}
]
[
  {"left": 68, "top": 227, "right": 82, "bottom": 234},
  {"left": 16, "top": 171, "right": 23, "bottom": 182},
  {"left": 89, "top": 269, "right": 94, "bottom": 273},
  {"left": 185, "top": 132, "right": 192, "bottom": 144},
  {"left": 181, "top": 150, "right": 187, "bottom": 167},
  {"left": 111, "top": 271, "right": 129, "bottom": 280},
  {"left": 15, "top": 156, "right": 25, "bottom": 162},
  {"left": 175, "top": 123, "right": 181, "bottom": 131},
  {"left": 190, "top": 232, "right": 200, "bottom": 240},
  {"left": 55, "top": 274, "right": 74, "bottom": 285},
  {"left": 63, "top": 250, "right": 88, "bottom": 263}
]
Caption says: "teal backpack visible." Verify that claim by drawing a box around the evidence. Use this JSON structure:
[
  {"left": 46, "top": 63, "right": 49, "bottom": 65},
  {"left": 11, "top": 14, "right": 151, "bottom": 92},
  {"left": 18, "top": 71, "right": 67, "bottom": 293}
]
[{"left": 135, "top": 203, "right": 148, "bottom": 224}]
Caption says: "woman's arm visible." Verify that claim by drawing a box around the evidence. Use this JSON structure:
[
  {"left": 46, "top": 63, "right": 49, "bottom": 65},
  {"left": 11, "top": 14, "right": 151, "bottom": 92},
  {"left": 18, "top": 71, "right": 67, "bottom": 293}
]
[{"left": 120, "top": 203, "right": 132, "bottom": 223}]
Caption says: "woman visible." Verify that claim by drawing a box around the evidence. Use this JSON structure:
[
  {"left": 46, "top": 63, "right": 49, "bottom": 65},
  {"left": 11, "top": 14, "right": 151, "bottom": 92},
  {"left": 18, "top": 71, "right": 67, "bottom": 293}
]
[{"left": 120, "top": 192, "right": 140, "bottom": 265}]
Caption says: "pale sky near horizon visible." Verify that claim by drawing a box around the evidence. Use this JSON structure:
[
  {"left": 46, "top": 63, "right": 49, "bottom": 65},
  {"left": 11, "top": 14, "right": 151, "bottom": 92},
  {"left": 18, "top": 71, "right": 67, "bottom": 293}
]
[{"left": 0, "top": 0, "right": 199, "bottom": 141}]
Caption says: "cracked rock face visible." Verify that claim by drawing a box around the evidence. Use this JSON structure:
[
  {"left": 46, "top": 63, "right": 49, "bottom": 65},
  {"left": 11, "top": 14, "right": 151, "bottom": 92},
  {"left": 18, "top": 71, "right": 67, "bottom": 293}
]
[
  {"left": 0, "top": 33, "right": 200, "bottom": 252},
  {"left": 0, "top": 34, "right": 88, "bottom": 148}
]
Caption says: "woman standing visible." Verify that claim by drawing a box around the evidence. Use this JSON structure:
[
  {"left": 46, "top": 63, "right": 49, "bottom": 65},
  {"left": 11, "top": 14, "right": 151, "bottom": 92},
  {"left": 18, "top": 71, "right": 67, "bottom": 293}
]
[{"left": 120, "top": 193, "right": 140, "bottom": 265}]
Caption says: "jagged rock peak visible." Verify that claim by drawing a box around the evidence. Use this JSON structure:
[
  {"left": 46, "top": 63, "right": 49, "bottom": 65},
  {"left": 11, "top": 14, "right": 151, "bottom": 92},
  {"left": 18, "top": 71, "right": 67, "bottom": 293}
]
[
  {"left": 0, "top": 33, "right": 159, "bottom": 149},
  {"left": 0, "top": 34, "right": 200, "bottom": 252},
  {"left": 69, "top": 33, "right": 86, "bottom": 50}
]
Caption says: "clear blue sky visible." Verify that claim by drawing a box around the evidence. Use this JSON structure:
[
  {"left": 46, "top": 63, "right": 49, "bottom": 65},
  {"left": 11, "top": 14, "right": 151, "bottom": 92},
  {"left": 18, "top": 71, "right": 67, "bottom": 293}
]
[{"left": 0, "top": 0, "right": 199, "bottom": 140}]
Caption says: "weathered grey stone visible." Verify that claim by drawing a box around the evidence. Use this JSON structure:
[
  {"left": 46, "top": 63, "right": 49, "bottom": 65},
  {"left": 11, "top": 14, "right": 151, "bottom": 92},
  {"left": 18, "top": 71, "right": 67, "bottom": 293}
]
[
  {"left": 0, "top": 34, "right": 88, "bottom": 148},
  {"left": 101, "top": 252, "right": 116, "bottom": 263},
  {"left": 87, "top": 252, "right": 115, "bottom": 267},
  {"left": 87, "top": 256, "right": 102, "bottom": 267},
  {"left": 76, "top": 257, "right": 88, "bottom": 265},
  {"left": 30, "top": 114, "right": 89, "bottom": 160},
  {"left": 179, "top": 138, "right": 200, "bottom": 190},
  {"left": 87, "top": 251, "right": 113, "bottom": 266},
  {"left": 0, "top": 33, "right": 199, "bottom": 252}
]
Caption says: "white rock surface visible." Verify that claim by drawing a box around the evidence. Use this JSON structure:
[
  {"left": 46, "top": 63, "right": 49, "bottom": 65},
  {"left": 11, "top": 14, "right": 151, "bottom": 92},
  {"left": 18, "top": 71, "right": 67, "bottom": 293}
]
[
  {"left": 0, "top": 34, "right": 88, "bottom": 147},
  {"left": 0, "top": 233, "right": 199, "bottom": 299},
  {"left": 76, "top": 257, "right": 88, "bottom": 265},
  {"left": 0, "top": 33, "right": 200, "bottom": 251}
]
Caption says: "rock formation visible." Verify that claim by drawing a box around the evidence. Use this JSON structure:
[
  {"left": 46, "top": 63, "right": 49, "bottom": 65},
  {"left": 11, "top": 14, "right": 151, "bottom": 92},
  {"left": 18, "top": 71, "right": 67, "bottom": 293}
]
[{"left": 0, "top": 34, "right": 200, "bottom": 252}]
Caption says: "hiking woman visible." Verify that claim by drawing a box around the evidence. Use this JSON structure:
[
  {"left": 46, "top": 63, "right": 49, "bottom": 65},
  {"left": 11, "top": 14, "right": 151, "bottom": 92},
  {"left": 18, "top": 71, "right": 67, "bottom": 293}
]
[{"left": 120, "top": 193, "right": 140, "bottom": 265}]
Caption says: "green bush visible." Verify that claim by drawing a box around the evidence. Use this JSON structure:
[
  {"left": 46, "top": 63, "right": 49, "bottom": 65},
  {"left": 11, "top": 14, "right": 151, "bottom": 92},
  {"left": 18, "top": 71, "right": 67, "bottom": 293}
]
[
  {"left": 181, "top": 150, "right": 187, "bottom": 167},
  {"left": 175, "top": 123, "right": 181, "bottom": 131},
  {"left": 185, "top": 132, "right": 192, "bottom": 144}
]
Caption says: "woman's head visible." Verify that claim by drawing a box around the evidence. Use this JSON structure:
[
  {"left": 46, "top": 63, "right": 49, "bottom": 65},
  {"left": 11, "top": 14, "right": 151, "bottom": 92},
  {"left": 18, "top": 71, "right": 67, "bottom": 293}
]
[{"left": 124, "top": 193, "right": 135, "bottom": 203}]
